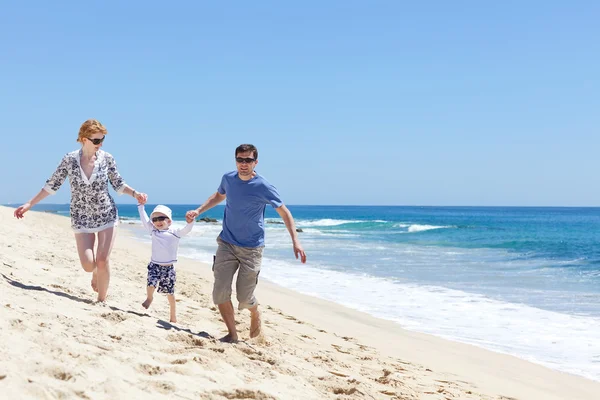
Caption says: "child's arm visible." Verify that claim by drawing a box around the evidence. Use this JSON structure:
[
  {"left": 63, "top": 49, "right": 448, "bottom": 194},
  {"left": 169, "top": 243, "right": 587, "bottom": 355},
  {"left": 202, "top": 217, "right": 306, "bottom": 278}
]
[
  {"left": 138, "top": 204, "right": 154, "bottom": 233},
  {"left": 174, "top": 220, "right": 195, "bottom": 237}
]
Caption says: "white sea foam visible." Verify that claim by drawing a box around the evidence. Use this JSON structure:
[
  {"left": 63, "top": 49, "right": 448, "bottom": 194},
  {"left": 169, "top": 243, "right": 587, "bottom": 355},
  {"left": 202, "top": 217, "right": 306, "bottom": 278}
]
[
  {"left": 407, "top": 224, "right": 453, "bottom": 232},
  {"left": 298, "top": 219, "right": 363, "bottom": 227},
  {"left": 258, "top": 258, "right": 600, "bottom": 382}
]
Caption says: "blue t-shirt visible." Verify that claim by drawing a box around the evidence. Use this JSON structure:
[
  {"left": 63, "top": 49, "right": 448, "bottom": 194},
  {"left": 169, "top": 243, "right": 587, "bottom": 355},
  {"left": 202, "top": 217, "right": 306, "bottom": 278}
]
[{"left": 217, "top": 171, "right": 283, "bottom": 248}]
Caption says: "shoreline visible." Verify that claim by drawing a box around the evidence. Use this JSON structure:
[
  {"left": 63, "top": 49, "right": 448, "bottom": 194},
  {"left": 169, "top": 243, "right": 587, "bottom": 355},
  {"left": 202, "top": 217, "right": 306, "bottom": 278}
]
[{"left": 2, "top": 205, "right": 599, "bottom": 399}]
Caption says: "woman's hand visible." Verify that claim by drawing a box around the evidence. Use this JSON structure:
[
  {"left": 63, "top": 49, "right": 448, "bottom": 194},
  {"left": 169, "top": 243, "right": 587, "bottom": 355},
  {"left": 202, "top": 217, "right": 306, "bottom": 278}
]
[
  {"left": 14, "top": 203, "right": 32, "bottom": 219},
  {"left": 135, "top": 192, "right": 148, "bottom": 205}
]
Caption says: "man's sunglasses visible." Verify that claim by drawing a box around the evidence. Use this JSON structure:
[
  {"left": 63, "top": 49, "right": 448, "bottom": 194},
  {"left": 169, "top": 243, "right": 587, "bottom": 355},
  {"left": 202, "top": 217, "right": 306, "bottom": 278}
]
[
  {"left": 152, "top": 216, "right": 170, "bottom": 222},
  {"left": 236, "top": 157, "right": 256, "bottom": 164},
  {"left": 87, "top": 136, "right": 105, "bottom": 145}
]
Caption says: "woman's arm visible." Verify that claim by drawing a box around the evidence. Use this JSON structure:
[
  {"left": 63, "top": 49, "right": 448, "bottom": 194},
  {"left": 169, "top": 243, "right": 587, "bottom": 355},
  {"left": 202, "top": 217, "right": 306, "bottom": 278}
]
[{"left": 14, "top": 189, "right": 51, "bottom": 219}]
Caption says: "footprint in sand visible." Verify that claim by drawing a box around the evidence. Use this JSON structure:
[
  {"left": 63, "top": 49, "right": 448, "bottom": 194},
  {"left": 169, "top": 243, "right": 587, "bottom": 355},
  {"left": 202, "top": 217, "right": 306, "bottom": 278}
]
[
  {"left": 149, "top": 381, "right": 175, "bottom": 394},
  {"left": 332, "top": 387, "right": 359, "bottom": 395},
  {"left": 331, "top": 344, "right": 352, "bottom": 354},
  {"left": 10, "top": 319, "right": 24, "bottom": 329},
  {"left": 212, "top": 389, "right": 276, "bottom": 399},
  {"left": 100, "top": 312, "right": 128, "bottom": 323},
  {"left": 167, "top": 333, "right": 205, "bottom": 347},
  {"left": 74, "top": 390, "right": 91, "bottom": 399},
  {"left": 375, "top": 369, "right": 407, "bottom": 388},
  {"left": 48, "top": 368, "right": 73, "bottom": 381},
  {"left": 139, "top": 364, "right": 165, "bottom": 376},
  {"left": 240, "top": 347, "right": 277, "bottom": 365},
  {"left": 50, "top": 284, "right": 73, "bottom": 294}
]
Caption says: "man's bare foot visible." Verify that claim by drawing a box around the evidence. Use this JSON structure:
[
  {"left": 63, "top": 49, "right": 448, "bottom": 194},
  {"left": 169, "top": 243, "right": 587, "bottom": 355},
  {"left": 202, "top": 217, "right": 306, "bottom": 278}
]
[
  {"left": 91, "top": 269, "right": 98, "bottom": 292},
  {"left": 170, "top": 317, "right": 177, "bottom": 323},
  {"left": 250, "top": 311, "right": 262, "bottom": 338},
  {"left": 219, "top": 333, "right": 238, "bottom": 343},
  {"left": 142, "top": 297, "right": 153, "bottom": 309}
]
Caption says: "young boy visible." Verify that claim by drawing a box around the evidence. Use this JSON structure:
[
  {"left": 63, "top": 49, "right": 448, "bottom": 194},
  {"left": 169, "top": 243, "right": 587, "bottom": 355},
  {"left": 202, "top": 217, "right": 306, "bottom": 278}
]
[{"left": 138, "top": 203, "right": 194, "bottom": 323}]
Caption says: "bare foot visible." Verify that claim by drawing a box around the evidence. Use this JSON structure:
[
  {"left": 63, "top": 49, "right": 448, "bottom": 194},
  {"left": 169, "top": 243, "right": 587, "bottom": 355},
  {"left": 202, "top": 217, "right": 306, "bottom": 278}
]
[
  {"left": 219, "top": 333, "right": 238, "bottom": 343},
  {"left": 142, "top": 297, "right": 153, "bottom": 309},
  {"left": 250, "top": 311, "right": 262, "bottom": 338},
  {"left": 170, "top": 317, "right": 177, "bottom": 323},
  {"left": 91, "top": 269, "right": 98, "bottom": 292}
]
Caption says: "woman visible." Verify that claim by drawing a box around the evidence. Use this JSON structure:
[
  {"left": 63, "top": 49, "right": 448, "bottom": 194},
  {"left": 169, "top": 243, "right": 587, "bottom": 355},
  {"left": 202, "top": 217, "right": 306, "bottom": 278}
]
[{"left": 14, "top": 119, "right": 147, "bottom": 302}]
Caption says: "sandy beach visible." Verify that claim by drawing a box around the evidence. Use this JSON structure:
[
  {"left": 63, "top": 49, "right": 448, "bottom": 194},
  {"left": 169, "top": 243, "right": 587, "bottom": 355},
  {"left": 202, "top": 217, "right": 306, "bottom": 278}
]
[{"left": 1, "top": 205, "right": 598, "bottom": 400}]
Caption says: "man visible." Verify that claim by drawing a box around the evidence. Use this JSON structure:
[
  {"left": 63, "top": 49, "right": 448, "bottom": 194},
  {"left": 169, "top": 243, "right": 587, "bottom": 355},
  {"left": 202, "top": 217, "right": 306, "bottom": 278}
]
[{"left": 186, "top": 144, "right": 307, "bottom": 342}]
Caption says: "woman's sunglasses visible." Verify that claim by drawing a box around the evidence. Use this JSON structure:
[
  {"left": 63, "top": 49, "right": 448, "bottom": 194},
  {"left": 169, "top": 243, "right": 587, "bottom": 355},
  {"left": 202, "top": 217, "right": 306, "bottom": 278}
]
[
  {"left": 151, "top": 216, "right": 170, "bottom": 222},
  {"left": 87, "top": 136, "right": 105, "bottom": 145}
]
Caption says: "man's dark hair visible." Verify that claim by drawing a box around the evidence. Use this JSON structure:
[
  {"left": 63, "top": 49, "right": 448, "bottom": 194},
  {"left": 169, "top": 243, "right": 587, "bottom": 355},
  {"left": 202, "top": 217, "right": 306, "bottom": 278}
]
[{"left": 235, "top": 144, "right": 258, "bottom": 160}]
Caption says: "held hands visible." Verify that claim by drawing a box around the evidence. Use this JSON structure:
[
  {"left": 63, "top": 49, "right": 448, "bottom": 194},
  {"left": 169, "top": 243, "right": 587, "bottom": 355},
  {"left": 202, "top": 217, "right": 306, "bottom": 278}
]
[
  {"left": 135, "top": 191, "right": 148, "bottom": 205},
  {"left": 14, "top": 202, "right": 32, "bottom": 219},
  {"left": 185, "top": 209, "right": 200, "bottom": 223},
  {"left": 293, "top": 240, "right": 307, "bottom": 264}
]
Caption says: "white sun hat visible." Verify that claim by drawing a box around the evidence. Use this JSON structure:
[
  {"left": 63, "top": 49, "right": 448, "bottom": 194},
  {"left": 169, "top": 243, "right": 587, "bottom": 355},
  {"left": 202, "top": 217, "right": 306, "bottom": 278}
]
[{"left": 150, "top": 205, "right": 172, "bottom": 220}]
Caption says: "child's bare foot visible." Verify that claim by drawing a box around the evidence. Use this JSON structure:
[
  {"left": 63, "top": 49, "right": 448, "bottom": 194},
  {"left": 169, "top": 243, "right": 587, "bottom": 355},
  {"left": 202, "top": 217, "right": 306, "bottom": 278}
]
[
  {"left": 142, "top": 297, "right": 153, "bottom": 309},
  {"left": 91, "top": 269, "right": 98, "bottom": 292},
  {"left": 250, "top": 310, "right": 262, "bottom": 338}
]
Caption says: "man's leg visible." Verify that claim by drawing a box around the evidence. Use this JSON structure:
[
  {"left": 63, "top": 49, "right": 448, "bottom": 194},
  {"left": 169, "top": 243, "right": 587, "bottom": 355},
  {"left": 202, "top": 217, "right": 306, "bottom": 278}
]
[
  {"left": 236, "top": 246, "right": 263, "bottom": 338},
  {"left": 249, "top": 304, "right": 261, "bottom": 338},
  {"left": 213, "top": 238, "right": 240, "bottom": 342},
  {"left": 217, "top": 301, "right": 237, "bottom": 342}
]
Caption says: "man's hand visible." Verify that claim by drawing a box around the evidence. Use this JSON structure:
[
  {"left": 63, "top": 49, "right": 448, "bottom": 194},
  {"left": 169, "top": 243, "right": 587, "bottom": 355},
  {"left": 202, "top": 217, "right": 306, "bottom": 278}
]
[
  {"left": 185, "top": 213, "right": 195, "bottom": 223},
  {"left": 293, "top": 241, "right": 307, "bottom": 263},
  {"left": 186, "top": 209, "right": 200, "bottom": 222}
]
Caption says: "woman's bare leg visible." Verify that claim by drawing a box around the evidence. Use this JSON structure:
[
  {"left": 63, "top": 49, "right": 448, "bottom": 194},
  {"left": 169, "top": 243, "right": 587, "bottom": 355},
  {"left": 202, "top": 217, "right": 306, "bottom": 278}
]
[
  {"left": 74, "top": 233, "right": 97, "bottom": 291},
  {"left": 95, "top": 227, "right": 117, "bottom": 302}
]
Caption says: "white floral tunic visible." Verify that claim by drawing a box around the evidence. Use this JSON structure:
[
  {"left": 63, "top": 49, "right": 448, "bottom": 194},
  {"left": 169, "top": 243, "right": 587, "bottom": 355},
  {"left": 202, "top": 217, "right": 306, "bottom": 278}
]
[{"left": 43, "top": 149, "right": 126, "bottom": 233}]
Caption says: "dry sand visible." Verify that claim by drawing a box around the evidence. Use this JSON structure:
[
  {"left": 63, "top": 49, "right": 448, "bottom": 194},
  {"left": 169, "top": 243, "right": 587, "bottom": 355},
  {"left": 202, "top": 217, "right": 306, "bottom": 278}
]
[{"left": 1, "top": 205, "right": 598, "bottom": 399}]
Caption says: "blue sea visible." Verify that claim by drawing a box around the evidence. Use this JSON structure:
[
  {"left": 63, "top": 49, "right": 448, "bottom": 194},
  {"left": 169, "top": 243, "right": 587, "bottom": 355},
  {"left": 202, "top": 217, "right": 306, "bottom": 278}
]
[{"left": 18, "top": 204, "right": 600, "bottom": 381}]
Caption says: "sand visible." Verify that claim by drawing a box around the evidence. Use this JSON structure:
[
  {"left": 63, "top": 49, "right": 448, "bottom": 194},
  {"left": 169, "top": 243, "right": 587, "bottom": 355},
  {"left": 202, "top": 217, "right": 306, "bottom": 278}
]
[{"left": 1, "top": 205, "right": 598, "bottom": 399}]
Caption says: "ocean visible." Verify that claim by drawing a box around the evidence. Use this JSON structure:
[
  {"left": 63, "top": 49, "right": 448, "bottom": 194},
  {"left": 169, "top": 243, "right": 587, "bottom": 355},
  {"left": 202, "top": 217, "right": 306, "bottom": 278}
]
[{"left": 16, "top": 204, "right": 600, "bottom": 381}]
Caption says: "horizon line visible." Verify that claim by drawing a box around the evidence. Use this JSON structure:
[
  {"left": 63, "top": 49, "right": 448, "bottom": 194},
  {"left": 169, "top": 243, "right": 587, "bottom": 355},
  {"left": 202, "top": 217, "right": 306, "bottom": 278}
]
[{"left": 3, "top": 203, "right": 600, "bottom": 209}]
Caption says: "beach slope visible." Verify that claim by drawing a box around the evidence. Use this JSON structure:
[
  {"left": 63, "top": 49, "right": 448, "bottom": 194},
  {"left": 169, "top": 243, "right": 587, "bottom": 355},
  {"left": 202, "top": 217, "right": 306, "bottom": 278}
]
[{"left": 0, "top": 205, "right": 598, "bottom": 399}]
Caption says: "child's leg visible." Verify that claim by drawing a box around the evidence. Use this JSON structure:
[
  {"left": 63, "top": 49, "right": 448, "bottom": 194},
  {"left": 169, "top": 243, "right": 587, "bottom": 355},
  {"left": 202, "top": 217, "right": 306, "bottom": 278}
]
[
  {"left": 142, "top": 285, "right": 156, "bottom": 309},
  {"left": 167, "top": 294, "right": 176, "bottom": 323},
  {"left": 143, "top": 262, "right": 160, "bottom": 309}
]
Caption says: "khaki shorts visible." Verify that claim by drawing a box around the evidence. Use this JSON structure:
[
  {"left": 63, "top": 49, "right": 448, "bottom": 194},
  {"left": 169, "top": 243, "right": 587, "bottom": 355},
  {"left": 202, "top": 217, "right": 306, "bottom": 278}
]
[{"left": 212, "top": 236, "right": 264, "bottom": 310}]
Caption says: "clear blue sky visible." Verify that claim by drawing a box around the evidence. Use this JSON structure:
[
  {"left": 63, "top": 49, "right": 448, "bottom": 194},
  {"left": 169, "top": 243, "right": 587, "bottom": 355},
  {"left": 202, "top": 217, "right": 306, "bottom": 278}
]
[{"left": 1, "top": 1, "right": 598, "bottom": 206}]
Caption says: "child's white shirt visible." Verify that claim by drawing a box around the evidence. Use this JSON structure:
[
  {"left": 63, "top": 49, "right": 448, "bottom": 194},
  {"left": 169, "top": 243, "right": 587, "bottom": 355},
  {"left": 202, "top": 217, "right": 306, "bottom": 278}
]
[{"left": 138, "top": 205, "right": 194, "bottom": 265}]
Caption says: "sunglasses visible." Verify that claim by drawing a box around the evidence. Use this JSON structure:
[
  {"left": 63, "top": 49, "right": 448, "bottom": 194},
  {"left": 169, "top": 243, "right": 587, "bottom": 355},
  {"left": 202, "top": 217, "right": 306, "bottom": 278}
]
[
  {"left": 87, "top": 136, "right": 105, "bottom": 145},
  {"left": 236, "top": 157, "right": 256, "bottom": 164},
  {"left": 151, "top": 216, "right": 170, "bottom": 222}
]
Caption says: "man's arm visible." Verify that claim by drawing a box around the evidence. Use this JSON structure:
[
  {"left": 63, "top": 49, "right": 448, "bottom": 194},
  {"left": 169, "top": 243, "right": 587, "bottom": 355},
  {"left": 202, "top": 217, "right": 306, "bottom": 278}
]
[
  {"left": 185, "top": 192, "right": 226, "bottom": 221},
  {"left": 275, "top": 205, "right": 307, "bottom": 263}
]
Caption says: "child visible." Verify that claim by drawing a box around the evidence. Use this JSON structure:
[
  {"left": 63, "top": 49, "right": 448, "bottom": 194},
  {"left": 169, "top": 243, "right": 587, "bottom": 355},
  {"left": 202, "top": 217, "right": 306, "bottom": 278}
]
[{"left": 138, "top": 203, "right": 194, "bottom": 323}]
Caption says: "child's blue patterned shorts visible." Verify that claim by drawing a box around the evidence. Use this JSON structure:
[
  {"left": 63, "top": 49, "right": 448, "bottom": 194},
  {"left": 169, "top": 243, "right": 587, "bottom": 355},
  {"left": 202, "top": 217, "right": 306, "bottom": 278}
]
[{"left": 147, "top": 262, "right": 176, "bottom": 294}]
